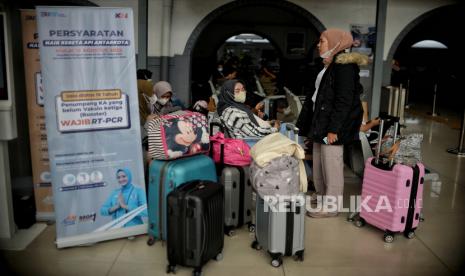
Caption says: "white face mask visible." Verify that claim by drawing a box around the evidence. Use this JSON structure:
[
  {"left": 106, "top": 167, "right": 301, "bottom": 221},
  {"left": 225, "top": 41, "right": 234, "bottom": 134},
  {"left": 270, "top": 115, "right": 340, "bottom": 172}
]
[
  {"left": 320, "top": 42, "right": 341, "bottom": 59},
  {"left": 158, "top": 98, "right": 169, "bottom": 106},
  {"left": 217, "top": 67, "right": 223, "bottom": 72},
  {"left": 234, "top": 91, "right": 246, "bottom": 103}
]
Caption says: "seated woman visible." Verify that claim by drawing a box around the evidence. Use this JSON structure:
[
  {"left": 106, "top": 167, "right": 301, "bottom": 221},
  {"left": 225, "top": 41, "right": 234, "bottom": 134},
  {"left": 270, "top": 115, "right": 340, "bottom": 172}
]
[
  {"left": 143, "top": 81, "right": 183, "bottom": 166},
  {"left": 150, "top": 81, "right": 182, "bottom": 117},
  {"left": 217, "top": 79, "right": 279, "bottom": 138}
]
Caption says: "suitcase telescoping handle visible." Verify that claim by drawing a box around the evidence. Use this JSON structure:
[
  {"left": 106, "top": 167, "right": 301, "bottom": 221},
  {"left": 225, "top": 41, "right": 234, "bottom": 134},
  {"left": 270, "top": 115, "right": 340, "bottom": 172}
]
[
  {"left": 375, "top": 120, "right": 384, "bottom": 164},
  {"left": 209, "top": 121, "right": 224, "bottom": 135},
  {"left": 375, "top": 119, "right": 399, "bottom": 166},
  {"left": 285, "top": 123, "right": 300, "bottom": 143}
]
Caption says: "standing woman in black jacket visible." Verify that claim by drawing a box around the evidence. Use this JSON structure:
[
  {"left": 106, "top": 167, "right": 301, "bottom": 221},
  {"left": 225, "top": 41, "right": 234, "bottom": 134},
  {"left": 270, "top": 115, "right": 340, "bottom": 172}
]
[{"left": 307, "top": 29, "right": 367, "bottom": 218}]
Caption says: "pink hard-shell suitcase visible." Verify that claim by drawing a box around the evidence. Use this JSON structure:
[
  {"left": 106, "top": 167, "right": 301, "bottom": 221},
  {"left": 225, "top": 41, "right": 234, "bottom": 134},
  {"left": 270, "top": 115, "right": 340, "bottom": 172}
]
[{"left": 355, "top": 120, "right": 425, "bottom": 243}]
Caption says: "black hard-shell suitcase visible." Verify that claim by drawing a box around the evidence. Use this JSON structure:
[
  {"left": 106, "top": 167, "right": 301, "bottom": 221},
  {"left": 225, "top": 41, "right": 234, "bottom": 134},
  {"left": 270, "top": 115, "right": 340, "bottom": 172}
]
[{"left": 166, "top": 180, "right": 224, "bottom": 276}]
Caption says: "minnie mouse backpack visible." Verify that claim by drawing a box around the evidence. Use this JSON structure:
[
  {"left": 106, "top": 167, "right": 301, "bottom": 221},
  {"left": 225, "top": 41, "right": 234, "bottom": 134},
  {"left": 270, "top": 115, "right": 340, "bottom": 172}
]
[{"left": 147, "top": 111, "right": 210, "bottom": 160}]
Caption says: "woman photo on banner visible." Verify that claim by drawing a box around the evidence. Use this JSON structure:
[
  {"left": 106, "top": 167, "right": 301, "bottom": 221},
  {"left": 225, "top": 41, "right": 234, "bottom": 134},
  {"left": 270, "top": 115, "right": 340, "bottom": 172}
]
[{"left": 100, "top": 168, "right": 147, "bottom": 227}]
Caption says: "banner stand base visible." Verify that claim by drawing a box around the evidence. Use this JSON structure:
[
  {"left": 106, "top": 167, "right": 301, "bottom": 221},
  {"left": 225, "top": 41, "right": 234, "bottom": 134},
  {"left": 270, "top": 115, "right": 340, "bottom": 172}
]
[
  {"left": 0, "top": 223, "right": 47, "bottom": 250},
  {"left": 56, "top": 224, "right": 148, "bottom": 249},
  {"left": 36, "top": 212, "right": 55, "bottom": 223}
]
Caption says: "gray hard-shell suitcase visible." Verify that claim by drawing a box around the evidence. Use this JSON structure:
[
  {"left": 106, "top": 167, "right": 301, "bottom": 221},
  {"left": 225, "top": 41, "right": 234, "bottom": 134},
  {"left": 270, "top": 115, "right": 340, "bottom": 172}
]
[
  {"left": 210, "top": 122, "right": 254, "bottom": 236},
  {"left": 250, "top": 124, "right": 305, "bottom": 267},
  {"left": 251, "top": 194, "right": 305, "bottom": 267},
  {"left": 220, "top": 165, "right": 254, "bottom": 236}
]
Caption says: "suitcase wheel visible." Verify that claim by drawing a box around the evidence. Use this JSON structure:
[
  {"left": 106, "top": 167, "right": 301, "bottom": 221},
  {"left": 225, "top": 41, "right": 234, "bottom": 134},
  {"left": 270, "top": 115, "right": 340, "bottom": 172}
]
[
  {"left": 193, "top": 269, "right": 202, "bottom": 276},
  {"left": 354, "top": 218, "right": 366, "bottom": 228},
  {"left": 251, "top": 240, "right": 262, "bottom": 250},
  {"left": 147, "top": 236, "right": 156, "bottom": 246},
  {"left": 404, "top": 231, "right": 415, "bottom": 239},
  {"left": 166, "top": 264, "right": 177, "bottom": 274},
  {"left": 346, "top": 212, "right": 359, "bottom": 222},
  {"left": 214, "top": 252, "right": 223, "bottom": 261},
  {"left": 383, "top": 232, "right": 395, "bottom": 243},
  {"left": 248, "top": 223, "right": 255, "bottom": 233},
  {"left": 419, "top": 213, "right": 425, "bottom": 222},
  {"left": 294, "top": 250, "right": 304, "bottom": 262},
  {"left": 271, "top": 258, "right": 282, "bottom": 268}
]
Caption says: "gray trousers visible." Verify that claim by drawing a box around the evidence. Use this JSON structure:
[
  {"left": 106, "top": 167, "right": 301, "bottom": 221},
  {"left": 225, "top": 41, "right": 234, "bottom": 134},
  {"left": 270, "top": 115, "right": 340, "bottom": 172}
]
[{"left": 312, "top": 143, "right": 344, "bottom": 205}]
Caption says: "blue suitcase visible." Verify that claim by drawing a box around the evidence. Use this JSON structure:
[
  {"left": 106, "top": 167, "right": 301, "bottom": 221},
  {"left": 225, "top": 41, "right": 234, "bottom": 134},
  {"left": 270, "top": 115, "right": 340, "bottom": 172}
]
[{"left": 147, "top": 154, "right": 217, "bottom": 245}]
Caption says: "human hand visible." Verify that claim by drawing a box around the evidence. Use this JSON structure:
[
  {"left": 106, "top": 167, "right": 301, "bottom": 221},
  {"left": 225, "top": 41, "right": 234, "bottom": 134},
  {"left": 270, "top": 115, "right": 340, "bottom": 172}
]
[
  {"left": 255, "top": 102, "right": 264, "bottom": 111},
  {"left": 304, "top": 138, "right": 313, "bottom": 148},
  {"left": 273, "top": 120, "right": 281, "bottom": 129},
  {"left": 109, "top": 204, "right": 120, "bottom": 213},
  {"left": 118, "top": 193, "right": 127, "bottom": 210},
  {"left": 146, "top": 114, "right": 158, "bottom": 122},
  {"left": 387, "top": 141, "right": 400, "bottom": 159},
  {"left": 327, "top": 132, "right": 338, "bottom": 144}
]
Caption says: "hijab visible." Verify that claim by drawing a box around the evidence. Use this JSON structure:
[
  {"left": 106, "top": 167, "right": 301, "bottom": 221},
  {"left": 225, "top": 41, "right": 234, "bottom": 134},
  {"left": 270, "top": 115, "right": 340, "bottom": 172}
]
[
  {"left": 153, "top": 81, "right": 172, "bottom": 99},
  {"left": 217, "top": 79, "right": 259, "bottom": 125},
  {"left": 151, "top": 81, "right": 182, "bottom": 115},
  {"left": 116, "top": 168, "right": 133, "bottom": 191},
  {"left": 320, "top": 28, "right": 354, "bottom": 63}
]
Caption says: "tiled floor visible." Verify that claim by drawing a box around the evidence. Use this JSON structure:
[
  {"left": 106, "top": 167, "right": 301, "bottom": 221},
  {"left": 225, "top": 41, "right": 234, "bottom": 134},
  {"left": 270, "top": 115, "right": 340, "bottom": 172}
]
[{"left": 1, "top": 112, "right": 465, "bottom": 276}]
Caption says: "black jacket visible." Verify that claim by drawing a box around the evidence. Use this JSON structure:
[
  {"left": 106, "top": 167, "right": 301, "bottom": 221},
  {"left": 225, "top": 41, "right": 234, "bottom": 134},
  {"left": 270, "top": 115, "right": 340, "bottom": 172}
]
[{"left": 301, "top": 52, "right": 367, "bottom": 145}]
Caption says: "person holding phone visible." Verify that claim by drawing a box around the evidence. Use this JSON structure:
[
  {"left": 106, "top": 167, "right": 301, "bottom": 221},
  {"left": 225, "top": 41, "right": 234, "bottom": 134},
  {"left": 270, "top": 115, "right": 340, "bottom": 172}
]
[{"left": 307, "top": 29, "right": 366, "bottom": 218}]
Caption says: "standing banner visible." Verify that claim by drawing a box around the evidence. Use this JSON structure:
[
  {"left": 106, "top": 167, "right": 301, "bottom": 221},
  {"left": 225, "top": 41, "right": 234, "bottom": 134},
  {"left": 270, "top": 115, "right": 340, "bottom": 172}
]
[
  {"left": 37, "top": 7, "right": 147, "bottom": 248},
  {"left": 20, "top": 10, "right": 55, "bottom": 221}
]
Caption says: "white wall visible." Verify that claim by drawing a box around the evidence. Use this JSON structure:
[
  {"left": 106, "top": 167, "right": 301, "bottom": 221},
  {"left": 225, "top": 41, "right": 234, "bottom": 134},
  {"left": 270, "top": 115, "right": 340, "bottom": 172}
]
[
  {"left": 148, "top": 0, "right": 230, "bottom": 56},
  {"left": 291, "top": 0, "right": 376, "bottom": 31},
  {"left": 90, "top": 0, "right": 139, "bottom": 53},
  {"left": 147, "top": 0, "right": 456, "bottom": 60}
]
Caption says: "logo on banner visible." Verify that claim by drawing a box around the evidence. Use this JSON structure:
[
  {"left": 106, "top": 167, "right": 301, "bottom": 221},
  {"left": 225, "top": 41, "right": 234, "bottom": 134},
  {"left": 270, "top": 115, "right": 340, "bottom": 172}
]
[
  {"left": 115, "top": 13, "right": 128, "bottom": 19},
  {"left": 79, "top": 213, "right": 97, "bottom": 223},
  {"left": 63, "top": 214, "right": 77, "bottom": 226},
  {"left": 40, "top": 11, "right": 66, "bottom": 18},
  {"left": 62, "top": 213, "right": 96, "bottom": 226},
  {"left": 60, "top": 171, "right": 106, "bottom": 192}
]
